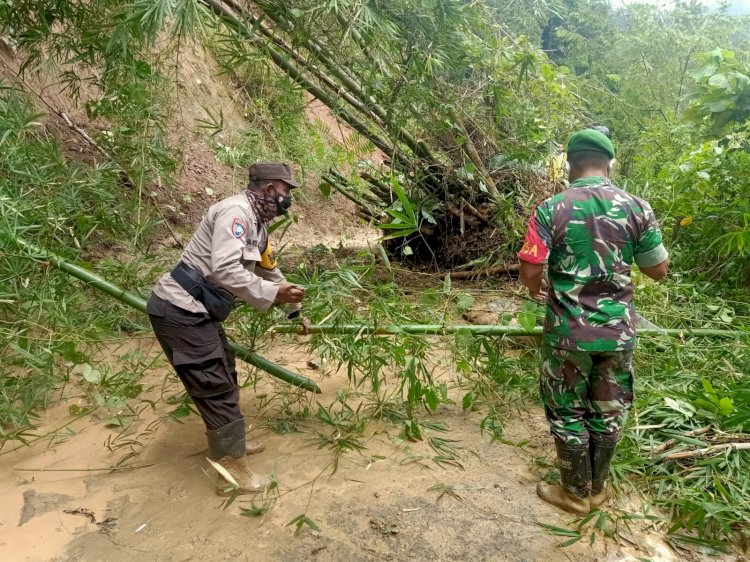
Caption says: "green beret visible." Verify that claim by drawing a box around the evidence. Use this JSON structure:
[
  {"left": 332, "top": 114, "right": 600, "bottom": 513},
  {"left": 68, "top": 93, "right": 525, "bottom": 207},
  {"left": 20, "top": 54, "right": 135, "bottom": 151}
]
[{"left": 566, "top": 129, "right": 615, "bottom": 159}]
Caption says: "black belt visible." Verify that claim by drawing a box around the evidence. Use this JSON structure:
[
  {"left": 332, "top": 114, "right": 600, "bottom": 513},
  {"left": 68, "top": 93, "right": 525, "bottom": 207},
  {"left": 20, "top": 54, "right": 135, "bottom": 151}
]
[{"left": 171, "top": 261, "right": 235, "bottom": 322}]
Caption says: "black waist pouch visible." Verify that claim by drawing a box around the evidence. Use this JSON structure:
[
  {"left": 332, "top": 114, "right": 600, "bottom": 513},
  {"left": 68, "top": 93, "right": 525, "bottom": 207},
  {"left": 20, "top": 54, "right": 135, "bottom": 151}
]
[{"left": 171, "top": 261, "right": 235, "bottom": 322}]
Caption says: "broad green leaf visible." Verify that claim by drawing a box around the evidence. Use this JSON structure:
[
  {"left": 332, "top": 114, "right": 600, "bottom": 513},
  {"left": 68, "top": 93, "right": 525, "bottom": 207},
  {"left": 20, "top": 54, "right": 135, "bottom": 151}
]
[
  {"left": 718, "top": 397, "right": 734, "bottom": 415},
  {"left": 664, "top": 397, "right": 695, "bottom": 418},
  {"left": 455, "top": 293, "right": 475, "bottom": 313},
  {"left": 425, "top": 388, "right": 439, "bottom": 412}
]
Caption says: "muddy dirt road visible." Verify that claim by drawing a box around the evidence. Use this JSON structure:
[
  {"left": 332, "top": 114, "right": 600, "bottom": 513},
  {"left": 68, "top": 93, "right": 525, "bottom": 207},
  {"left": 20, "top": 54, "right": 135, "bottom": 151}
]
[{"left": 0, "top": 334, "right": 711, "bottom": 562}]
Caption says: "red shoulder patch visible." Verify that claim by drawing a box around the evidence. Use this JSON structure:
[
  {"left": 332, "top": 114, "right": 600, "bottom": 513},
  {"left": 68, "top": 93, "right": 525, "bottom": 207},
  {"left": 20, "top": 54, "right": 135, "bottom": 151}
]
[{"left": 518, "top": 214, "right": 550, "bottom": 264}]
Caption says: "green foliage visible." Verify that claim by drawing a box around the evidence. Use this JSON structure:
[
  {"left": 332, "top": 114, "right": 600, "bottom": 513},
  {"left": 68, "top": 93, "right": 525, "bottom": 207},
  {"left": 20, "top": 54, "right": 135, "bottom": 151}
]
[
  {"left": 523, "top": 0, "right": 750, "bottom": 286},
  {"left": 377, "top": 178, "right": 420, "bottom": 243},
  {"left": 287, "top": 250, "right": 466, "bottom": 421},
  {"left": 0, "top": 89, "right": 152, "bottom": 289},
  {"left": 253, "top": 0, "right": 585, "bottom": 262},
  {"left": 0, "top": 0, "right": 185, "bottom": 366},
  {"left": 0, "top": 3, "right": 749, "bottom": 551},
  {"left": 286, "top": 513, "right": 321, "bottom": 537},
  {"left": 203, "top": 29, "right": 367, "bottom": 183},
  {"left": 314, "top": 390, "right": 368, "bottom": 472},
  {"left": 2, "top": 0, "right": 180, "bottom": 207},
  {"left": 683, "top": 49, "right": 750, "bottom": 135}
]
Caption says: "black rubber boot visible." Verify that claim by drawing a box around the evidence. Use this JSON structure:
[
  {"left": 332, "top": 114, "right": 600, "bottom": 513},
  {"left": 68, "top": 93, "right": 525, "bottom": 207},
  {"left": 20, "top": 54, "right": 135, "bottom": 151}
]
[
  {"left": 206, "top": 418, "right": 246, "bottom": 460},
  {"left": 556, "top": 438, "right": 592, "bottom": 499},
  {"left": 537, "top": 439, "right": 592, "bottom": 515},
  {"left": 590, "top": 439, "right": 617, "bottom": 507}
]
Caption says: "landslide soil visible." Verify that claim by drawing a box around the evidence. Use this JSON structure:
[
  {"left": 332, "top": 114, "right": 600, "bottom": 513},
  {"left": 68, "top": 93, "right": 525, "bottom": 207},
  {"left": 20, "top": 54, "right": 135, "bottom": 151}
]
[{"left": 0, "top": 337, "right": 692, "bottom": 562}]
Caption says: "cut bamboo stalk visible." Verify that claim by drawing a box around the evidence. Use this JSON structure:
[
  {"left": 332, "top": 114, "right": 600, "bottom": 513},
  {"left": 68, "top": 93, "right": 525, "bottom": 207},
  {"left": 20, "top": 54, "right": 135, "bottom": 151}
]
[
  {"left": 271, "top": 323, "right": 748, "bottom": 339},
  {"left": 665, "top": 442, "right": 750, "bottom": 460},
  {"left": 16, "top": 238, "right": 321, "bottom": 394},
  {"left": 649, "top": 425, "right": 713, "bottom": 455}
]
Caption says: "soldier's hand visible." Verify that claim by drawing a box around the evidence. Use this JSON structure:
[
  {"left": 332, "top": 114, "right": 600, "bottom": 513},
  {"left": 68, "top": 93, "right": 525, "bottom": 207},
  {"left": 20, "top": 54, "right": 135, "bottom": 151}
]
[
  {"left": 276, "top": 282, "right": 305, "bottom": 304},
  {"left": 531, "top": 289, "right": 548, "bottom": 303}
]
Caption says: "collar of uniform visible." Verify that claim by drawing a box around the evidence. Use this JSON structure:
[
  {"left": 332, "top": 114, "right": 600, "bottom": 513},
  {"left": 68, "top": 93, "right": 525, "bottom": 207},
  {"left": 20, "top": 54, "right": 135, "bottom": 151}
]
[{"left": 569, "top": 175, "right": 610, "bottom": 188}]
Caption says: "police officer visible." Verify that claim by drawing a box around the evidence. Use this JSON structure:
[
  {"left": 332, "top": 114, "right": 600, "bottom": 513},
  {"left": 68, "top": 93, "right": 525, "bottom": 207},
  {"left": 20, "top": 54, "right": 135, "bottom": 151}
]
[
  {"left": 518, "top": 130, "right": 669, "bottom": 514},
  {"left": 147, "top": 162, "right": 305, "bottom": 495}
]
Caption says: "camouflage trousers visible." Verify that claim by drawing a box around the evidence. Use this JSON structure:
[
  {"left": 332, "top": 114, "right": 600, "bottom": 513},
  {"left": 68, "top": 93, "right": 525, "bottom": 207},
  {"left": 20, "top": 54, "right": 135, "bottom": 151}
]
[{"left": 540, "top": 343, "right": 634, "bottom": 446}]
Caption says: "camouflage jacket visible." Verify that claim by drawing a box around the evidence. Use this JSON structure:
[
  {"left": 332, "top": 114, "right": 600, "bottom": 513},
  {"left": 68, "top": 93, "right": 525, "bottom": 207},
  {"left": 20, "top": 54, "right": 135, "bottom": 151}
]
[{"left": 518, "top": 176, "right": 668, "bottom": 351}]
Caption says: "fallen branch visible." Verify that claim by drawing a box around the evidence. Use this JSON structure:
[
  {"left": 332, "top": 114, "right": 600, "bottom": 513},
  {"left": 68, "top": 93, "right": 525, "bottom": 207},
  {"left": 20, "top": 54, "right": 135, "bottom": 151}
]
[
  {"left": 448, "top": 264, "right": 520, "bottom": 279},
  {"left": 271, "top": 323, "right": 748, "bottom": 338},
  {"left": 665, "top": 442, "right": 750, "bottom": 460}
]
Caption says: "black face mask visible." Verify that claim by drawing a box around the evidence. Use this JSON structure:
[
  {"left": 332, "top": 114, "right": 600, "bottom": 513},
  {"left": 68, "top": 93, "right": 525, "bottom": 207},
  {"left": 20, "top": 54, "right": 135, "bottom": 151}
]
[
  {"left": 248, "top": 187, "right": 293, "bottom": 222},
  {"left": 275, "top": 194, "right": 293, "bottom": 216}
]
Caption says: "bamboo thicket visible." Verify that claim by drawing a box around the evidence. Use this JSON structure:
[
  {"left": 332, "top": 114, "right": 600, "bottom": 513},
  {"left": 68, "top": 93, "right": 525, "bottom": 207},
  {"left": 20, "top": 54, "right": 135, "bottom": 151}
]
[{"left": 199, "top": 0, "right": 575, "bottom": 269}]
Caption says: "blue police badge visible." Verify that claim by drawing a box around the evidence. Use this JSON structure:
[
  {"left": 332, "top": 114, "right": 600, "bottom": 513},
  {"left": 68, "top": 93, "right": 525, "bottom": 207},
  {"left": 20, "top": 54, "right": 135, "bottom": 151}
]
[{"left": 231, "top": 217, "right": 247, "bottom": 239}]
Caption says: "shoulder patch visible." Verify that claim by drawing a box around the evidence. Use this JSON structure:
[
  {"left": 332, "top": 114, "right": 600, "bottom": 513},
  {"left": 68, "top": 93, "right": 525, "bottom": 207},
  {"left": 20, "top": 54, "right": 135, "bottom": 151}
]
[{"left": 231, "top": 217, "right": 248, "bottom": 239}]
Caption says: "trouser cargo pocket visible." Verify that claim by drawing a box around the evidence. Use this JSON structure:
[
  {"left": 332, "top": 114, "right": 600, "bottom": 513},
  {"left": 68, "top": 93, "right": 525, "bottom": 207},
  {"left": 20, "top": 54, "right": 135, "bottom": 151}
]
[
  {"left": 172, "top": 342, "right": 236, "bottom": 398},
  {"left": 148, "top": 295, "right": 243, "bottom": 430},
  {"left": 148, "top": 295, "right": 238, "bottom": 399}
]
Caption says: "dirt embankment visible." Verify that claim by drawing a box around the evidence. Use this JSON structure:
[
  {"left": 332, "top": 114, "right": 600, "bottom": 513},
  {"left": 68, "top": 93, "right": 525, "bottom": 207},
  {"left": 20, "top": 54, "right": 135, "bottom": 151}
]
[{"left": 0, "top": 40, "right": 378, "bottom": 255}]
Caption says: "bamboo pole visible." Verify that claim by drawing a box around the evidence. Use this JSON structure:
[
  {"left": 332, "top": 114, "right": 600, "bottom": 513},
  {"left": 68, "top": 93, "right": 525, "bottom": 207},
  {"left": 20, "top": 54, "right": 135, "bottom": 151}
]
[
  {"left": 252, "top": 1, "right": 439, "bottom": 164},
  {"left": 326, "top": 170, "right": 386, "bottom": 209},
  {"left": 665, "top": 442, "right": 750, "bottom": 460},
  {"left": 16, "top": 238, "right": 321, "bottom": 394},
  {"left": 447, "top": 107, "right": 501, "bottom": 201},
  {"left": 321, "top": 170, "right": 383, "bottom": 212},
  {"left": 271, "top": 323, "right": 748, "bottom": 339},
  {"left": 321, "top": 176, "right": 381, "bottom": 221}
]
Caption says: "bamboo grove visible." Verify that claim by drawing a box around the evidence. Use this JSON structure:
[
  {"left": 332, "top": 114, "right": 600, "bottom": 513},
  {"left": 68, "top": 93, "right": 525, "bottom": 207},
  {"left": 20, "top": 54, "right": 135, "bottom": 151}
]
[{"left": 202, "top": 0, "right": 582, "bottom": 268}]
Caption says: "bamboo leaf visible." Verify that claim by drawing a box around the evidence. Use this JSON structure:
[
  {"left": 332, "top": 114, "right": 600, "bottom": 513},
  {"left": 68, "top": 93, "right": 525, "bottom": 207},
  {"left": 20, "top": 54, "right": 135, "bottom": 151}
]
[{"left": 206, "top": 457, "right": 239, "bottom": 490}]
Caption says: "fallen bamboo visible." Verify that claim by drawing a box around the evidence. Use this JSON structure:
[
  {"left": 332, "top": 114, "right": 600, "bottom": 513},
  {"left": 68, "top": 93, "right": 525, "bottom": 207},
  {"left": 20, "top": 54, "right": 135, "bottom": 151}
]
[
  {"left": 16, "top": 238, "right": 321, "bottom": 394},
  {"left": 665, "top": 442, "right": 750, "bottom": 460},
  {"left": 448, "top": 264, "right": 521, "bottom": 279},
  {"left": 321, "top": 175, "right": 381, "bottom": 220},
  {"left": 252, "top": 1, "right": 439, "bottom": 164},
  {"left": 649, "top": 425, "right": 713, "bottom": 455},
  {"left": 202, "top": 0, "right": 397, "bottom": 158},
  {"left": 271, "top": 323, "right": 748, "bottom": 339}
]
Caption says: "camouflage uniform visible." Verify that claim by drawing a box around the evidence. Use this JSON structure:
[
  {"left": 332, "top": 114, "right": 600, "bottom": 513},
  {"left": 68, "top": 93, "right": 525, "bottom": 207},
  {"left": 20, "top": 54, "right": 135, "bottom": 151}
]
[{"left": 519, "top": 176, "right": 668, "bottom": 445}]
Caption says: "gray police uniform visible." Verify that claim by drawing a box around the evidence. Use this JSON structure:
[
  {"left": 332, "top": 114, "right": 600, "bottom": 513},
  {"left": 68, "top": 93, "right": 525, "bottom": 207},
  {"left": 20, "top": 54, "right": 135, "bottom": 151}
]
[{"left": 147, "top": 192, "right": 298, "bottom": 430}]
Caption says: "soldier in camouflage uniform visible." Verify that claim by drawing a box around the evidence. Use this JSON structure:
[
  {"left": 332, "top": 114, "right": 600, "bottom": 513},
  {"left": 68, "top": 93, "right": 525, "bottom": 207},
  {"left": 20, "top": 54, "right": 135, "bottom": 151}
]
[{"left": 518, "top": 129, "right": 669, "bottom": 514}]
